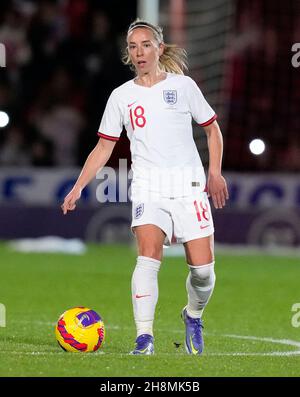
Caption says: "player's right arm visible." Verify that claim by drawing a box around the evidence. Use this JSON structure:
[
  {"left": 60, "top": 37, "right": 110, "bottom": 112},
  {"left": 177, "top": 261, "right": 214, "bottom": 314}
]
[{"left": 61, "top": 138, "right": 116, "bottom": 215}]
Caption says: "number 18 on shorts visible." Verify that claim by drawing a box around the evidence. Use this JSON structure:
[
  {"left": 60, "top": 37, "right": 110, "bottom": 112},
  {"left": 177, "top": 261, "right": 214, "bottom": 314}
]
[{"left": 131, "top": 191, "right": 214, "bottom": 246}]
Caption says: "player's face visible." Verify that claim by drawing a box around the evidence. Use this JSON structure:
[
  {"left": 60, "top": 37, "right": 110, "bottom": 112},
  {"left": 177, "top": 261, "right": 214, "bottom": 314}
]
[{"left": 127, "top": 28, "right": 164, "bottom": 74}]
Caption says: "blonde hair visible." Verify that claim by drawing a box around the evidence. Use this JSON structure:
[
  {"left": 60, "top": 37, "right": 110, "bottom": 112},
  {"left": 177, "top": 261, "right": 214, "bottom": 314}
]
[{"left": 122, "top": 19, "right": 188, "bottom": 75}]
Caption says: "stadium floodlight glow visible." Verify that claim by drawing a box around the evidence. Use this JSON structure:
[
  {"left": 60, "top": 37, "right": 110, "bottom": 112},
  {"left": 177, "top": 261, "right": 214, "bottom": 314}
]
[
  {"left": 249, "top": 139, "right": 265, "bottom": 155},
  {"left": 0, "top": 111, "right": 9, "bottom": 128}
]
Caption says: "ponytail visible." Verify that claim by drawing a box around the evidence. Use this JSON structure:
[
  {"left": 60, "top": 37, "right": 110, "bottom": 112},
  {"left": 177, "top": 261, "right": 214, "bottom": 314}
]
[{"left": 159, "top": 44, "right": 188, "bottom": 75}]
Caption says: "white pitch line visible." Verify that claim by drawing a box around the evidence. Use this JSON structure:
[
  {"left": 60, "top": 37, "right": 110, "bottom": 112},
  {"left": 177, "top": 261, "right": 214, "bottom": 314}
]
[
  {"left": 208, "top": 351, "right": 300, "bottom": 357},
  {"left": 219, "top": 333, "right": 300, "bottom": 349}
]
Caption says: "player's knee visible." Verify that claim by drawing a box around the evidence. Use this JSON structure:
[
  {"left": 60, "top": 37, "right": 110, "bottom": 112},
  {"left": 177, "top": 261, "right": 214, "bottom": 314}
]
[
  {"left": 189, "top": 262, "right": 215, "bottom": 286},
  {"left": 186, "top": 247, "right": 214, "bottom": 266},
  {"left": 139, "top": 244, "right": 163, "bottom": 261}
]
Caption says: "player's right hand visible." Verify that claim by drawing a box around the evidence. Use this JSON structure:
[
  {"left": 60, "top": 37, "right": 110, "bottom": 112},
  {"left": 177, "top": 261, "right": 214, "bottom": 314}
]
[{"left": 61, "top": 187, "right": 82, "bottom": 215}]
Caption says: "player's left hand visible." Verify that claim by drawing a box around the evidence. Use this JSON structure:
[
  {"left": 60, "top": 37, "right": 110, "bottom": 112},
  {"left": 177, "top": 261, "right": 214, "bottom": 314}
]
[{"left": 207, "top": 173, "right": 229, "bottom": 209}]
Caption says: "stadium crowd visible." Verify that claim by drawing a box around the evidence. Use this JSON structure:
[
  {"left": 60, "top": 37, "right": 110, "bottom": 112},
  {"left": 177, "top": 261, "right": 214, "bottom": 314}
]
[
  {"left": 0, "top": 0, "right": 134, "bottom": 167},
  {"left": 0, "top": 0, "right": 299, "bottom": 171}
]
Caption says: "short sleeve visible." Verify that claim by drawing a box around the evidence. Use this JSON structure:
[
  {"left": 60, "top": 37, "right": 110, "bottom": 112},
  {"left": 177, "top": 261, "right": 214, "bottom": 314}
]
[
  {"left": 97, "top": 90, "right": 123, "bottom": 141},
  {"left": 186, "top": 77, "right": 217, "bottom": 126}
]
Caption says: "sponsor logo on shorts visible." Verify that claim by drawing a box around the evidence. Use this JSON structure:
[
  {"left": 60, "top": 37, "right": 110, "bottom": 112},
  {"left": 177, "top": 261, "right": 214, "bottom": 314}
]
[
  {"left": 135, "top": 203, "right": 144, "bottom": 219},
  {"left": 163, "top": 90, "right": 177, "bottom": 105}
]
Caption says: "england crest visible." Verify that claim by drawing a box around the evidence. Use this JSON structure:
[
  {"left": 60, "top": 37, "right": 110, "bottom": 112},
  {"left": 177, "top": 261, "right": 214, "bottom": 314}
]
[
  {"left": 134, "top": 203, "right": 144, "bottom": 219},
  {"left": 163, "top": 90, "right": 177, "bottom": 105}
]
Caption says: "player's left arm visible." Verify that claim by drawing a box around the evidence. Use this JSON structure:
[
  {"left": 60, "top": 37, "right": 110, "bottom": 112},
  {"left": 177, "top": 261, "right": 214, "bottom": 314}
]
[{"left": 203, "top": 120, "right": 229, "bottom": 209}]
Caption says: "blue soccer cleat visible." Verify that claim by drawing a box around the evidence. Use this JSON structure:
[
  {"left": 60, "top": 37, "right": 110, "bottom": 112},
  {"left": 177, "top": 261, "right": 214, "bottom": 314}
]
[
  {"left": 130, "top": 334, "right": 154, "bottom": 355},
  {"left": 181, "top": 307, "right": 204, "bottom": 355}
]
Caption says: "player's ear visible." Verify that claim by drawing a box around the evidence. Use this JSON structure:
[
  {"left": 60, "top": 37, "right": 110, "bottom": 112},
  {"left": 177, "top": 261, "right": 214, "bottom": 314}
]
[{"left": 159, "top": 42, "right": 165, "bottom": 57}]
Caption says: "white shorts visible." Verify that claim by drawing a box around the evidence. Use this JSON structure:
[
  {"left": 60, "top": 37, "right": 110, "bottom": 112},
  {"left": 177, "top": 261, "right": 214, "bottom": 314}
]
[{"left": 131, "top": 189, "right": 214, "bottom": 246}]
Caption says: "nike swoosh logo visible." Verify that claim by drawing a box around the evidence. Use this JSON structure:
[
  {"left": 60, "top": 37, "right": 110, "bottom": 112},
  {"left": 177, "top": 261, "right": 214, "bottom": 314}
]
[
  {"left": 135, "top": 294, "right": 151, "bottom": 299},
  {"left": 200, "top": 225, "right": 210, "bottom": 230},
  {"left": 189, "top": 335, "right": 199, "bottom": 355},
  {"left": 128, "top": 101, "right": 137, "bottom": 107}
]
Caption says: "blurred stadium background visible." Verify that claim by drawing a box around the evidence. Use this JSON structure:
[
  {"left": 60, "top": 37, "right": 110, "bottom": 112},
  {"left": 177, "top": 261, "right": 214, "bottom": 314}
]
[{"left": 0, "top": 0, "right": 300, "bottom": 251}]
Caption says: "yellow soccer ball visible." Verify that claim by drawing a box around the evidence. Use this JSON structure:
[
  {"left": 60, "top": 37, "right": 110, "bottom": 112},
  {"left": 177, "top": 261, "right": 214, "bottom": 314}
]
[{"left": 55, "top": 307, "right": 105, "bottom": 352}]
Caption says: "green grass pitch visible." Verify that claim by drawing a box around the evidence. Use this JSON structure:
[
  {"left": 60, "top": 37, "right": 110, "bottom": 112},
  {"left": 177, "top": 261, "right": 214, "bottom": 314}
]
[{"left": 0, "top": 242, "right": 300, "bottom": 377}]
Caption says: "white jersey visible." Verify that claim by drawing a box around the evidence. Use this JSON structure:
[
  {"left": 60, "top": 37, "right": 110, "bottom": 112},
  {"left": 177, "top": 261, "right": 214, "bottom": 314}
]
[{"left": 98, "top": 73, "right": 217, "bottom": 198}]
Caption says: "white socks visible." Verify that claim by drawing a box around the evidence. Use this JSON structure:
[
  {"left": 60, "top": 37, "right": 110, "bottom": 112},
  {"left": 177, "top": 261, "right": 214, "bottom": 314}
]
[
  {"left": 186, "top": 262, "right": 216, "bottom": 319},
  {"left": 131, "top": 257, "right": 215, "bottom": 337},
  {"left": 131, "top": 256, "right": 161, "bottom": 337}
]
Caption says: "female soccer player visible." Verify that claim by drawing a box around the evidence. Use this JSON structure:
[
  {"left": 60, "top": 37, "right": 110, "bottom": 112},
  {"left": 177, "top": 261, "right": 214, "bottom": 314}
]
[{"left": 62, "top": 19, "right": 229, "bottom": 355}]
